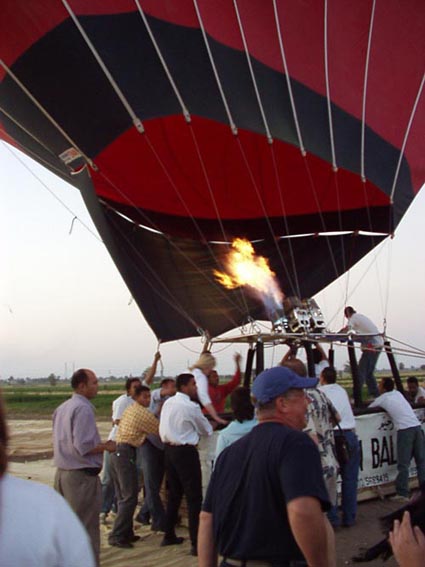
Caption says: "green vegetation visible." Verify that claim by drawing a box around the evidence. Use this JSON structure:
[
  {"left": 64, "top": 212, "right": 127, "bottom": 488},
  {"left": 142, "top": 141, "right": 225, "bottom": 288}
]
[
  {"left": 1, "top": 382, "right": 125, "bottom": 418},
  {"left": 2, "top": 370, "right": 424, "bottom": 419}
]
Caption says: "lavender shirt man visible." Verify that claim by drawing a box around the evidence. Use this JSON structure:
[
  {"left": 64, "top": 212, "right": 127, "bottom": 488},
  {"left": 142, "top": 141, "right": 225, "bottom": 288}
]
[{"left": 53, "top": 369, "right": 116, "bottom": 564}]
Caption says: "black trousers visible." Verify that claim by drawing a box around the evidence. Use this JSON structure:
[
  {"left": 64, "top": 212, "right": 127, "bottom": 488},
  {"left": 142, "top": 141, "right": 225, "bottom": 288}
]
[{"left": 164, "top": 444, "right": 202, "bottom": 547}]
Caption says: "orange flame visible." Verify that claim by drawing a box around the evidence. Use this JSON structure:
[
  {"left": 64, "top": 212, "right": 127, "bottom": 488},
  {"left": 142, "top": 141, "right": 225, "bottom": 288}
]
[{"left": 215, "top": 238, "right": 284, "bottom": 309}]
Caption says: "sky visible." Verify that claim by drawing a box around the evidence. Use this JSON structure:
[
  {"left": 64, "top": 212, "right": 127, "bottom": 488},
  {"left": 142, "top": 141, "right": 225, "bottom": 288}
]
[{"left": 1, "top": 142, "right": 425, "bottom": 379}]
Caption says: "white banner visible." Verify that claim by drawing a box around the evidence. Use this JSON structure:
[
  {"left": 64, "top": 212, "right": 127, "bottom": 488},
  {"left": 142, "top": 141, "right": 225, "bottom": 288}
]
[{"left": 356, "top": 408, "right": 425, "bottom": 489}]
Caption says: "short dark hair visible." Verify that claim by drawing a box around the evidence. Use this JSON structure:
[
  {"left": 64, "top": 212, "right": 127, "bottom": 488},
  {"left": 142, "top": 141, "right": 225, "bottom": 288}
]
[
  {"left": 134, "top": 385, "right": 150, "bottom": 397},
  {"left": 125, "top": 377, "right": 141, "bottom": 392},
  {"left": 71, "top": 369, "right": 90, "bottom": 390},
  {"left": 382, "top": 377, "right": 394, "bottom": 392},
  {"left": 407, "top": 376, "right": 419, "bottom": 386},
  {"left": 176, "top": 373, "right": 194, "bottom": 390},
  {"left": 344, "top": 306, "right": 355, "bottom": 317},
  {"left": 321, "top": 367, "right": 337, "bottom": 384},
  {"left": 231, "top": 387, "right": 254, "bottom": 422},
  {"left": 160, "top": 378, "right": 175, "bottom": 387},
  {"left": 312, "top": 349, "right": 324, "bottom": 364}
]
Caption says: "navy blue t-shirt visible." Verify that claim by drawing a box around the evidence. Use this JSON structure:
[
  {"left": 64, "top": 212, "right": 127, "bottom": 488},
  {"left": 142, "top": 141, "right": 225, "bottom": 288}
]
[{"left": 203, "top": 422, "right": 330, "bottom": 562}]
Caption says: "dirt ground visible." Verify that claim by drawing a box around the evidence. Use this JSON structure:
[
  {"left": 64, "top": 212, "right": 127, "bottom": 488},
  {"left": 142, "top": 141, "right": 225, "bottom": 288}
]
[{"left": 7, "top": 420, "right": 402, "bottom": 567}]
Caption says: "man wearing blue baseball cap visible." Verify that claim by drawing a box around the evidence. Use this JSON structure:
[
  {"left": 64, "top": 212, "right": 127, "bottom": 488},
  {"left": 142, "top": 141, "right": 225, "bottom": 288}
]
[{"left": 199, "top": 366, "right": 335, "bottom": 567}]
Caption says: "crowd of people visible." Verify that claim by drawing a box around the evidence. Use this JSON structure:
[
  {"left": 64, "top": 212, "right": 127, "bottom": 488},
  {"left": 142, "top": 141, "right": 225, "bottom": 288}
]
[{"left": 2, "top": 306, "right": 425, "bottom": 566}]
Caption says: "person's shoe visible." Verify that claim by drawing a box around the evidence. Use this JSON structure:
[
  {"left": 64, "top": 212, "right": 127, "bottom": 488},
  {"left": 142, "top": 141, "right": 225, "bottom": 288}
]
[
  {"left": 190, "top": 545, "right": 198, "bottom": 556},
  {"left": 109, "top": 540, "right": 133, "bottom": 549},
  {"left": 99, "top": 512, "right": 107, "bottom": 525},
  {"left": 127, "top": 535, "right": 141, "bottom": 543},
  {"left": 135, "top": 514, "right": 150, "bottom": 525},
  {"left": 389, "top": 494, "right": 410, "bottom": 503},
  {"left": 160, "top": 536, "right": 185, "bottom": 547}
]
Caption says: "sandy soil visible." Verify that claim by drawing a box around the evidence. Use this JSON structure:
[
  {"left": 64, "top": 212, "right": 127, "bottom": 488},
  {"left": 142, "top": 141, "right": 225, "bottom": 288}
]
[{"left": 7, "top": 420, "right": 401, "bottom": 567}]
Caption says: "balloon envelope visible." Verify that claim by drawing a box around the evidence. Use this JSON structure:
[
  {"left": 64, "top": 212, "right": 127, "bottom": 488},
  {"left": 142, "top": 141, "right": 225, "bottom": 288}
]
[{"left": 1, "top": 0, "right": 424, "bottom": 340}]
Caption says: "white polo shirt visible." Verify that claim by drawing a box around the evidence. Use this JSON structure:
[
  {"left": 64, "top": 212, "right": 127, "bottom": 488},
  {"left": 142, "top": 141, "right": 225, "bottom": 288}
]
[{"left": 369, "top": 390, "right": 421, "bottom": 431}]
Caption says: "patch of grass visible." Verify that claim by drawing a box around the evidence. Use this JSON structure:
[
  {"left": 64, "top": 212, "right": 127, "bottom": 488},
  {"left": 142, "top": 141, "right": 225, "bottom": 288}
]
[{"left": 3, "top": 392, "right": 116, "bottom": 418}]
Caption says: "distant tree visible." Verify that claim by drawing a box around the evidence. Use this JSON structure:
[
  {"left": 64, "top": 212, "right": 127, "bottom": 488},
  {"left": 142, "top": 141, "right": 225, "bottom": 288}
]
[
  {"left": 8, "top": 376, "right": 14, "bottom": 384},
  {"left": 48, "top": 373, "right": 57, "bottom": 387},
  {"left": 421, "top": 364, "right": 425, "bottom": 371},
  {"left": 399, "top": 362, "right": 405, "bottom": 371}
]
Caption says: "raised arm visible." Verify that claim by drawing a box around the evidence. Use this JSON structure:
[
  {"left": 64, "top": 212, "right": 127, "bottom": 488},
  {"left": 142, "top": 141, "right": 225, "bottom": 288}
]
[{"left": 143, "top": 351, "right": 161, "bottom": 386}]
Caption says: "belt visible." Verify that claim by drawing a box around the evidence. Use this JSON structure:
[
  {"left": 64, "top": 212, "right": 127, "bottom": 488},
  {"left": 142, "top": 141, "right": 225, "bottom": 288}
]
[
  {"left": 222, "top": 560, "right": 273, "bottom": 567},
  {"left": 79, "top": 467, "right": 101, "bottom": 476},
  {"left": 165, "top": 442, "right": 196, "bottom": 447},
  {"left": 116, "top": 442, "right": 137, "bottom": 450},
  {"left": 335, "top": 428, "right": 355, "bottom": 433}
]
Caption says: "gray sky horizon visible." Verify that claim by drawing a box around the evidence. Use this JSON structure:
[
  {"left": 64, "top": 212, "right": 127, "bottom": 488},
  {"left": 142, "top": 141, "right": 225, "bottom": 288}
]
[{"left": 2, "top": 143, "right": 424, "bottom": 380}]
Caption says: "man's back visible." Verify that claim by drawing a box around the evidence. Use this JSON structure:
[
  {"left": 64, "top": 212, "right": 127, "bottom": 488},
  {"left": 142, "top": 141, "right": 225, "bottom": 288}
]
[
  {"left": 204, "top": 422, "right": 329, "bottom": 562},
  {"left": 370, "top": 390, "right": 420, "bottom": 430}
]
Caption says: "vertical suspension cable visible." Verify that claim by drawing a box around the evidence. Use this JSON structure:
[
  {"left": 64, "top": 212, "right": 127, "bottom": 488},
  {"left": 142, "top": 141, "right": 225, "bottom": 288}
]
[
  {"left": 61, "top": 0, "right": 144, "bottom": 133},
  {"left": 360, "top": 0, "right": 376, "bottom": 182},
  {"left": 323, "top": 0, "right": 337, "bottom": 171},
  {"left": 390, "top": 71, "right": 425, "bottom": 201},
  {"left": 272, "top": 0, "right": 306, "bottom": 155},
  {"left": 269, "top": 145, "right": 301, "bottom": 298},
  {"left": 192, "top": 0, "right": 238, "bottom": 135},
  {"left": 232, "top": 0, "right": 273, "bottom": 144},
  {"left": 133, "top": 0, "right": 191, "bottom": 123}
]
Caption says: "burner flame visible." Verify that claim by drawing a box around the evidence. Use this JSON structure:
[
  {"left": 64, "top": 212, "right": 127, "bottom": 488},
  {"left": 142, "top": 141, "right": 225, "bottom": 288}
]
[{"left": 214, "top": 238, "right": 284, "bottom": 316}]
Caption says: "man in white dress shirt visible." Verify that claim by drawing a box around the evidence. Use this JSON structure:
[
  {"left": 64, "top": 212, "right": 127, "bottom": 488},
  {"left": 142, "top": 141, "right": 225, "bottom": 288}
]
[
  {"left": 369, "top": 377, "right": 425, "bottom": 501},
  {"left": 159, "top": 373, "right": 213, "bottom": 556}
]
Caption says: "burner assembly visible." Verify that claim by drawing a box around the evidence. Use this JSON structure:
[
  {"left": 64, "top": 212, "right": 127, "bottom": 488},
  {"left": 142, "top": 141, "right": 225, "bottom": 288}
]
[{"left": 272, "top": 297, "right": 327, "bottom": 335}]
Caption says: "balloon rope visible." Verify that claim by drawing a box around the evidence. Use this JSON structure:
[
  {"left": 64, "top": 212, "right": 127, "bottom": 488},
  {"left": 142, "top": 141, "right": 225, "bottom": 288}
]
[
  {"left": 192, "top": 0, "right": 238, "bottom": 135},
  {"left": 0, "top": 58, "right": 93, "bottom": 166},
  {"left": 61, "top": 0, "right": 144, "bottom": 134},
  {"left": 133, "top": 0, "right": 190, "bottom": 123},
  {"left": 323, "top": 0, "right": 337, "bottom": 172},
  {"left": 390, "top": 71, "right": 425, "bottom": 201},
  {"left": 232, "top": 0, "right": 273, "bottom": 144},
  {"left": 2, "top": 143, "right": 101, "bottom": 242},
  {"left": 272, "top": 0, "right": 306, "bottom": 155},
  {"left": 360, "top": 0, "right": 376, "bottom": 182}
]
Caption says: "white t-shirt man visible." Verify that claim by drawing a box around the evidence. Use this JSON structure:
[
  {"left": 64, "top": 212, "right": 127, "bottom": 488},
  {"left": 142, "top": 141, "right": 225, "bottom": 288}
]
[
  {"left": 0, "top": 474, "right": 95, "bottom": 567},
  {"left": 347, "top": 313, "right": 384, "bottom": 349},
  {"left": 369, "top": 390, "right": 421, "bottom": 431},
  {"left": 108, "top": 393, "right": 135, "bottom": 441},
  {"left": 319, "top": 383, "right": 356, "bottom": 430}
]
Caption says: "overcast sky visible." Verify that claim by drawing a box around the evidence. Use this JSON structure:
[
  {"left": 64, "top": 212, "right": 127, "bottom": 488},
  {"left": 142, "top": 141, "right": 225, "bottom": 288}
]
[{"left": 1, "top": 142, "right": 424, "bottom": 379}]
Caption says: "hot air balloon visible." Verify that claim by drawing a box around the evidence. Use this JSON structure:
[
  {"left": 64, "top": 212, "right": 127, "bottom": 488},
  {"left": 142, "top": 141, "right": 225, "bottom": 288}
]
[{"left": 1, "top": 0, "right": 424, "bottom": 353}]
